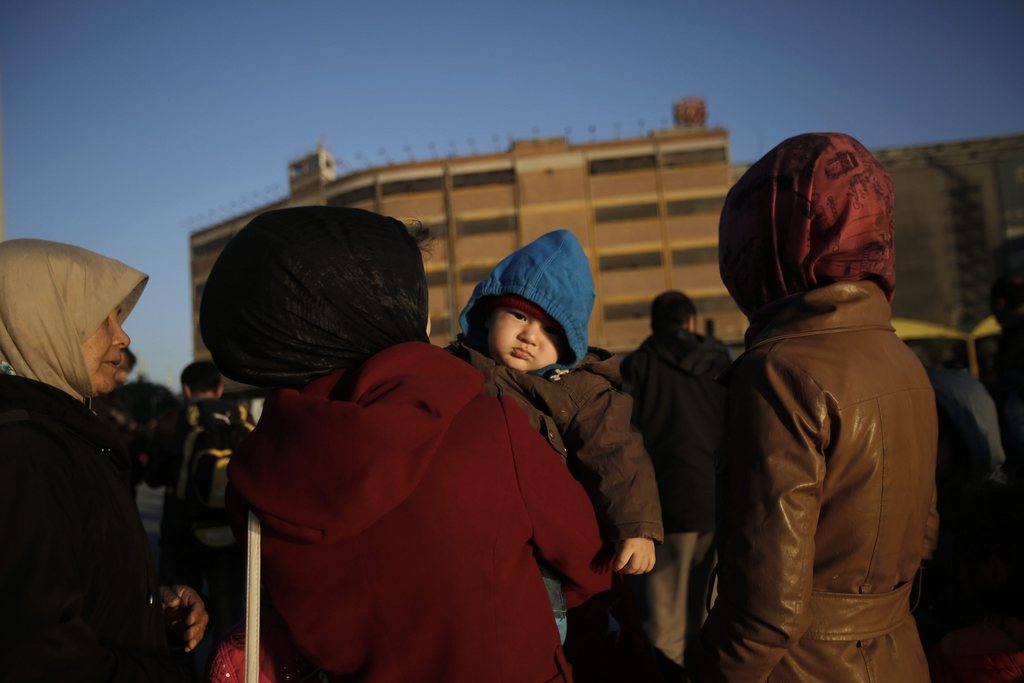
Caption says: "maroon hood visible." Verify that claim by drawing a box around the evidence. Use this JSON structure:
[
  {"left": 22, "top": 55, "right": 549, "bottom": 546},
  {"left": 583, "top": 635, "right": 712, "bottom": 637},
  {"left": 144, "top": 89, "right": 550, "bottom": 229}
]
[
  {"left": 719, "top": 132, "right": 895, "bottom": 344},
  {"left": 228, "top": 342, "right": 484, "bottom": 543}
]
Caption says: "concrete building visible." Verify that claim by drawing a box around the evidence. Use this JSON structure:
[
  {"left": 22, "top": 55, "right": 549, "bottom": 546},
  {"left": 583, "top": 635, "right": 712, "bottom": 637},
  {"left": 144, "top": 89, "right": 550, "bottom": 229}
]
[
  {"left": 189, "top": 117, "right": 1024, "bottom": 364},
  {"left": 190, "top": 105, "right": 739, "bottom": 360},
  {"left": 876, "top": 134, "right": 1024, "bottom": 328}
]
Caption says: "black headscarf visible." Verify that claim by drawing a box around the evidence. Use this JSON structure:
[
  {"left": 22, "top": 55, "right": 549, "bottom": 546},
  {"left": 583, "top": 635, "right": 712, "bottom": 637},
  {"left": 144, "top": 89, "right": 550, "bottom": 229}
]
[{"left": 200, "top": 206, "right": 429, "bottom": 388}]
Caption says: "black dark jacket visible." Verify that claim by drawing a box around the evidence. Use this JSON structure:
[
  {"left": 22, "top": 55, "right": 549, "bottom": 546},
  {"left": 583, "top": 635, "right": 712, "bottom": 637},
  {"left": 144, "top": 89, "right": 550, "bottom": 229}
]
[
  {"left": 0, "top": 374, "right": 193, "bottom": 682},
  {"left": 621, "top": 328, "right": 730, "bottom": 533}
]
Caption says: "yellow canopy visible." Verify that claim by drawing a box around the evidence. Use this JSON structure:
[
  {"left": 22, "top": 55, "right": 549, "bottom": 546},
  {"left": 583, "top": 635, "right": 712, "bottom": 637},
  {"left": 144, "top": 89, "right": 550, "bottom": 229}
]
[
  {"left": 890, "top": 318, "right": 967, "bottom": 341},
  {"left": 970, "top": 315, "right": 1001, "bottom": 339}
]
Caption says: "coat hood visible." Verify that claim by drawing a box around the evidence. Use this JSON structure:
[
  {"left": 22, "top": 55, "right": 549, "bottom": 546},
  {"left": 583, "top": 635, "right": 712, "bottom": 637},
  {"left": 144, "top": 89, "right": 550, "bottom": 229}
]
[
  {"left": 640, "top": 328, "right": 730, "bottom": 377},
  {"left": 719, "top": 133, "right": 895, "bottom": 338},
  {"left": 459, "top": 230, "right": 594, "bottom": 373},
  {"left": 0, "top": 239, "right": 147, "bottom": 401},
  {"left": 201, "top": 206, "right": 429, "bottom": 389},
  {"left": 227, "top": 342, "right": 484, "bottom": 543}
]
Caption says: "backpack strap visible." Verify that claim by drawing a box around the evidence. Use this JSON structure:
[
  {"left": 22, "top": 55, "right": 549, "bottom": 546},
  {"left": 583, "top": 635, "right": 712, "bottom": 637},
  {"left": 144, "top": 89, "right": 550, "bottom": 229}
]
[{"left": 175, "top": 426, "right": 206, "bottom": 500}]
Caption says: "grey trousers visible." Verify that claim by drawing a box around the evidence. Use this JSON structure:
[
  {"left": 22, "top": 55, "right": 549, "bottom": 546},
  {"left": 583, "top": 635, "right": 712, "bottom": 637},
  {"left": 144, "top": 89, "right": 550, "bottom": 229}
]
[{"left": 630, "top": 530, "right": 716, "bottom": 667}]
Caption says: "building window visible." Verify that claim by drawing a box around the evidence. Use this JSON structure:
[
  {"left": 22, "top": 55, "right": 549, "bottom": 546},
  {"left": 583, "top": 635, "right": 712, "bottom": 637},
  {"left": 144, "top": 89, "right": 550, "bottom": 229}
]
[
  {"left": 429, "top": 317, "right": 453, "bottom": 337},
  {"left": 594, "top": 203, "right": 660, "bottom": 223},
  {"left": 589, "top": 155, "right": 656, "bottom": 175},
  {"left": 425, "top": 221, "right": 449, "bottom": 238},
  {"left": 661, "top": 147, "right": 728, "bottom": 167},
  {"left": 667, "top": 196, "right": 725, "bottom": 215},
  {"left": 599, "top": 251, "right": 663, "bottom": 271},
  {"left": 381, "top": 176, "right": 443, "bottom": 196},
  {"left": 671, "top": 246, "right": 719, "bottom": 265},
  {"left": 426, "top": 269, "right": 449, "bottom": 286},
  {"left": 456, "top": 215, "right": 517, "bottom": 236},
  {"left": 451, "top": 169, "right": 515, "bottom": 189},
  {"left": 693, "top": 295, "right": 736, "bottom": 312},
  {"left": 327, "top": 185, "right": 375, "bottom": 206},
  {"left": 191, "top": 233, "right": 235, "bottom": 259},
  {"left": 604, "top": 300, "right": 649, "bottom": 320},
  {"left": 460, "top": 264, "right": 498, "bottom": 284}
]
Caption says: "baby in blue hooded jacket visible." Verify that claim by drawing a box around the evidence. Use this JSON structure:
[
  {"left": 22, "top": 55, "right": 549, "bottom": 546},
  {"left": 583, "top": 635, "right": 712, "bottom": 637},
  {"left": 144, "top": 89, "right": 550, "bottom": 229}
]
[{"left": 448, "top": 230, "right": 664, "bottom": 637}]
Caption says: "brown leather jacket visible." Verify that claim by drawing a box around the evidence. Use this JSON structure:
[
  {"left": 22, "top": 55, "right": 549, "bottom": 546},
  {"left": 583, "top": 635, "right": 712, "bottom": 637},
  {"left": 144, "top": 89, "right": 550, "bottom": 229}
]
[
  {"left": 698, "top": 282, "right": 939, "bottom": 682},
  {"left": 448, "top": 339, "right": 663, "bottom": 543}
]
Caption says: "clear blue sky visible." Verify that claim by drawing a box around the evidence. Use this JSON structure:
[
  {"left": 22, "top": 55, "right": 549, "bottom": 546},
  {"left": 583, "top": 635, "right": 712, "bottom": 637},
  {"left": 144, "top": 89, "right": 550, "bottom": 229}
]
[{"left": 2, "top": 0, "right": 1022, "bottom": 387}]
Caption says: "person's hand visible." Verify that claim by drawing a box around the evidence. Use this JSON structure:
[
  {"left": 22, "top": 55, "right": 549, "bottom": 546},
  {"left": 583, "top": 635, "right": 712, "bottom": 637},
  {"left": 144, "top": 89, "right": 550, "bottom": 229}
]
[
  {"left": 160, "top": 584, "right": 209, "bottom": 652},
  {"left": 612, "top": 537, "right": 656, "bottom": 574}
]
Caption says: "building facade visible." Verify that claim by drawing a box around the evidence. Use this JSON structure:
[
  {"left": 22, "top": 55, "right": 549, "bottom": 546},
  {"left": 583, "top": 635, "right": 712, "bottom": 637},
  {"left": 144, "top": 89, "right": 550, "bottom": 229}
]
[
  {"left": 189, "top": 126, "right": 1024, "bottom": 364},
  {"left": 190, "top": 121, "right": 739, "bottom": 359},
  {"left": 876, "top": 134, "right": 1024, "bottom": 328}
]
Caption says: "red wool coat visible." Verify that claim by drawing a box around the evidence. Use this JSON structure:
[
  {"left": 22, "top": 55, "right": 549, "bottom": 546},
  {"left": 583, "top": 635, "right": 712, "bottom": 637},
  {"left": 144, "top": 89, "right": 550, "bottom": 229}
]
[{"left": 226, "top": 342, "right": 610, "bottom": 683}]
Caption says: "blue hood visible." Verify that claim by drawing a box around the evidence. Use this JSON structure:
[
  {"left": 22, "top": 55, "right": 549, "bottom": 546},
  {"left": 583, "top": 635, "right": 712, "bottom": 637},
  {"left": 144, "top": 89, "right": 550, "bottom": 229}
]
[{"left": 459, "top": 230, "right": 595, "bottom": 373}]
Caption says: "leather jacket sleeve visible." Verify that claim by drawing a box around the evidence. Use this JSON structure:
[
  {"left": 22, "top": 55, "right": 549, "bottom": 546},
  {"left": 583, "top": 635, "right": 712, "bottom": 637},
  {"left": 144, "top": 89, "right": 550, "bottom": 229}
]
[
  {"left": 698, "top": 354, "right": 829, "bottom": 682},
  {"left": 563, "top": 385, "right": 664, "bottom": 544}
]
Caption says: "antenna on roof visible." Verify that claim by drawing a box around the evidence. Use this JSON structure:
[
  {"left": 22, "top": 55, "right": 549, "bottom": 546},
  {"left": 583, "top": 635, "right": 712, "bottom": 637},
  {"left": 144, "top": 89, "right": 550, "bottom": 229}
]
[
  {"left": 428, "top": 142, "right": 437, "bottom": 159},
  {"left": 378, "top": 147, "right": 393, "bottom": 164},
  {"left": 613, "top": 121, "right": 621, "bottom": 139},
  {"left": 491, "top": 135, "right": 500, "bottom": 152},
  {"left": 403, "top": 145, "right": 414, "bottom": 162},
  {"left": 588, "top": 124, "right": 596, "bottom": 142},
  {"left": 467, "top": 137, "right": 478, "bottom": 154}
]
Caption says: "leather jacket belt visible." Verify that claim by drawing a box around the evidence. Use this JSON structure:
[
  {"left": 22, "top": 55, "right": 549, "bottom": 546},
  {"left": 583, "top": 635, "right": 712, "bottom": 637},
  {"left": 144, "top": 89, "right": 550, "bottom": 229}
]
[{"left": 801, "top": 580, "right": 912, "bottom": 641}]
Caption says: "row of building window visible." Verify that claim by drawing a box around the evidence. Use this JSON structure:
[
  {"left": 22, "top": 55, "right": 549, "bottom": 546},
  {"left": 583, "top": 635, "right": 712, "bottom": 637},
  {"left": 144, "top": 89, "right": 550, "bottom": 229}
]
[
  {"left": 594, "top": 196, "right": 724, "bottom": 224},
  {"left": 603, "top": 294, "right": 735, "bottom": 320},
  {"left": 328, "top": 168, "right": 518, "bottom": 205},
  {"left": 325, "top": 148, "right": 729, "bottom": 205},
  {"left": 429, "top": 293, "right": 736, "bottom": 336},
  {"left": 588, "top": 147, "right": 728, "bottom": 175},
  {"left": 424, "top": 245, "right": 720, "bottom": 289}
]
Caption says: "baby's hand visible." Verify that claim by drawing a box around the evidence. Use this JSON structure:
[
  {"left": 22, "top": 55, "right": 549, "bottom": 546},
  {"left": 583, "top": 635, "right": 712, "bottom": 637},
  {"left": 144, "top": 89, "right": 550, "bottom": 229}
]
[{"left": 613, "top": 537, "right": 656, "bottom": 574}]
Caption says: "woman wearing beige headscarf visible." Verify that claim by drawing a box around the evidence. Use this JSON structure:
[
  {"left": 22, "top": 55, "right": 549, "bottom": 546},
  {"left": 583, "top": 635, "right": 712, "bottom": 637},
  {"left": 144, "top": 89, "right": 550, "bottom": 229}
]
[{"left": 0, "top": 239, "right": 208, "bottom": 682}]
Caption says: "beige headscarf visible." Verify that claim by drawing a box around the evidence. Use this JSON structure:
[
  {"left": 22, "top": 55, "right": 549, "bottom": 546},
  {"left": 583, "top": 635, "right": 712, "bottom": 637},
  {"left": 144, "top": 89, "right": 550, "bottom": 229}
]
[{"left": 0, "top": 239, "right": 148, "bottom": 401}]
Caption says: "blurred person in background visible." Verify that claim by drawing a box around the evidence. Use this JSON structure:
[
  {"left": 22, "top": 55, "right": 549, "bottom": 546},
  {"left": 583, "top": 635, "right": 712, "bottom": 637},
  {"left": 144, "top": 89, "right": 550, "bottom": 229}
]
[
  {"left": 621, "top": 290, "right": 730, "bottom": 681},
  {"left": 988, "top": 274, "right": 1024, "bottom": 479},
  {"left": 92, "top": 346, "right": 149, "bottom": 498},
  {"left": 0, "top": 239, "right": 208, "bottom": 681}
]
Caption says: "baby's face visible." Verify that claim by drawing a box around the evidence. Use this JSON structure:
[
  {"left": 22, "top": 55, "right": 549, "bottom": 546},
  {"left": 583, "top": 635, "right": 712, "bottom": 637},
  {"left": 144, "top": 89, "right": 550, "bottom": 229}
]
[{"left": 487, "top": 306, "right": 564, "bottom": 373}]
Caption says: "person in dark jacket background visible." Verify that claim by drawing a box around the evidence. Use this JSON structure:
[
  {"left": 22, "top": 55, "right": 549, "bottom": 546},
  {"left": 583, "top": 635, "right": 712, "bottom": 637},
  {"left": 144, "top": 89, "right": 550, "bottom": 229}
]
[
  {"left": 621, "top": 290, "right": 730, "bottom": 680},
  {"left": 988, "top": 274, "right": 1024, "bottom": 480},
  {"left": 0, "top": 238, "right": 208, "bottom": 682}
]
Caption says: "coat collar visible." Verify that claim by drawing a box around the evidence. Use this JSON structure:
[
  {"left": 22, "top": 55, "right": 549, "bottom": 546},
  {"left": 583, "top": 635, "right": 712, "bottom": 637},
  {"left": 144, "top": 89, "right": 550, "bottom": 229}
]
[
  {"left": 719, "top": 282, "right": 894, "bottom": 385},
  {"left": 747, "top": 281, "right": 894, "bottom": 351}
]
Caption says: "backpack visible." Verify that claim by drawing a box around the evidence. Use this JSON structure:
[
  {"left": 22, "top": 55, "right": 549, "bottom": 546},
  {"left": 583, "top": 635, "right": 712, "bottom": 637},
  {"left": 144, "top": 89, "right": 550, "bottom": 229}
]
[{"left": 174, "top": 401, "right": 253, "bottom": 547}]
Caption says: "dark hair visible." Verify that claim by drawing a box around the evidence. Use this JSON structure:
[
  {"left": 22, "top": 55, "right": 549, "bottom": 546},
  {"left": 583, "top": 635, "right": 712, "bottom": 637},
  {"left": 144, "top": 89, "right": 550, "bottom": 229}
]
[
  {"left": 405, "top": 220, "right": 433, "bottom": 254},
  {"left": 120, "top": 347, "right": 137, "bottom": 370},
  {"left": 651, "top": 290, "right": 697, "bottom": 332},
  {"left": 180, "top": 361, "right": 223, "bottom": 394},
  {"left": 991, "top": 273, "right": 1024, "bottom": 311}
]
